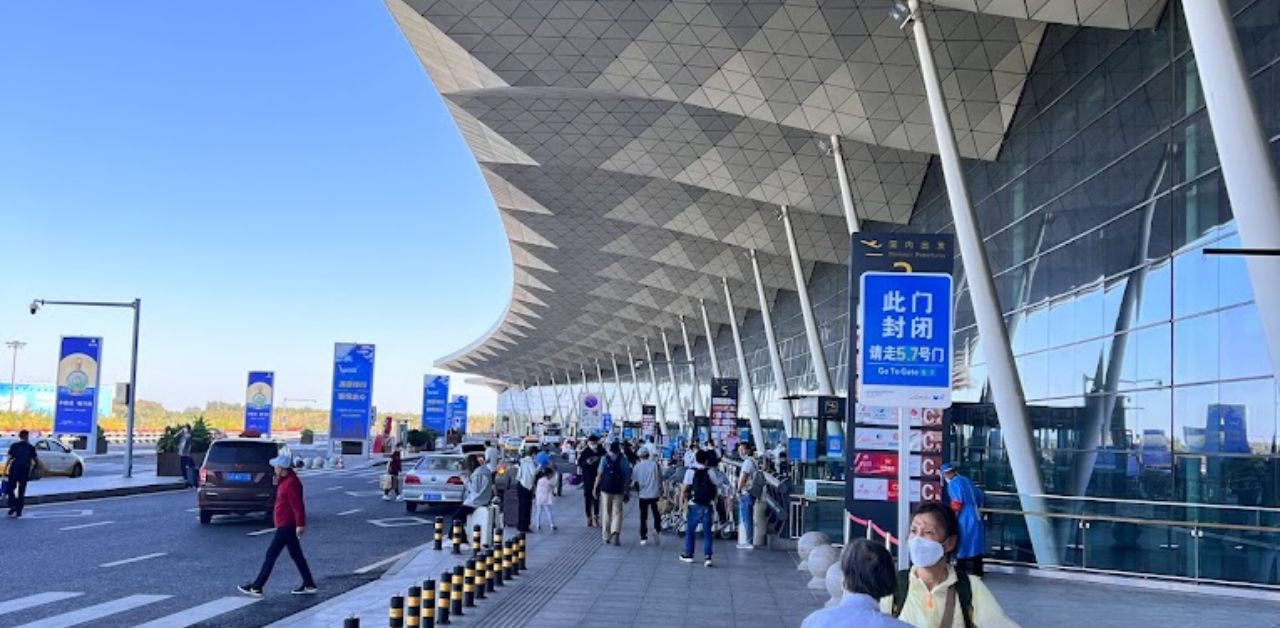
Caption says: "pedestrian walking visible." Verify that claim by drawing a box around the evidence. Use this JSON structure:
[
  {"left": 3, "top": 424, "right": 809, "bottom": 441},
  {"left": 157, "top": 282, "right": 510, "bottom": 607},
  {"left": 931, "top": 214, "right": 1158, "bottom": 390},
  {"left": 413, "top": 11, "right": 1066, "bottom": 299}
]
[
  {"left": 238, "top": 455, "right": 317, "bottom": 597},
  {"left": 382, "top": 448, "right": 402, "bottom": 501},
  {"left": 883, "top": 503, "right": 1017, "bottom": 627},
  {"left": 534, "top": 466, "right": 557, "bottom": 531},
  {"left": 622, "top": 441, "right": 639, "bottom": 466},
  {"left": 594, "top": 441, "right": 632, "bottom": 545},
  {"left": 941, "top": 463, "right": 986, "bottom": 577},
  {"left": 5, "top": 430, "right": 38, "bottom": 518},
  {"left": 801, "top": 540, "right": 910, "bottom": 628},
  {"left": 451, "top": 454, "right": 494, "bottom": 532},
  {"left": 177, "top": 425, "right": 196, "bottom": 488},
  {"left": 577, "top": 436, "right": 604, "bottom": 527},
  {"left": 735, "top": 441, "right": 763, "bottom": 550},
  {"left": 516, "top": 446, "right": 538, "bottom": 533},
  {"left": 631, "top": 446, "right": 661, "bottom": 545},
  {"left": 679, "top": 449, "right": 717, "bottom": 567}
]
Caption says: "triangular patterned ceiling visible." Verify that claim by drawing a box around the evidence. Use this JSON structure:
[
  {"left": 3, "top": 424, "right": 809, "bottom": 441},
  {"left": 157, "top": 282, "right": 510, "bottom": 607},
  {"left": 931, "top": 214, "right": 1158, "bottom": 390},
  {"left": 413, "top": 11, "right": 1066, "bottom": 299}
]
[{"left": 401, "top": 0, "right": 1168, "bottom": 382}]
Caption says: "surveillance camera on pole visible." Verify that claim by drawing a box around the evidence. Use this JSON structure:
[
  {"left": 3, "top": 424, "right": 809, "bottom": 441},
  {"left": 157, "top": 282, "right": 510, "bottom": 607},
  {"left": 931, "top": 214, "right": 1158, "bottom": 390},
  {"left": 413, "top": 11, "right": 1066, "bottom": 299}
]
[{"left": 29, "top": 300, "right": 41, "bottom": 315}]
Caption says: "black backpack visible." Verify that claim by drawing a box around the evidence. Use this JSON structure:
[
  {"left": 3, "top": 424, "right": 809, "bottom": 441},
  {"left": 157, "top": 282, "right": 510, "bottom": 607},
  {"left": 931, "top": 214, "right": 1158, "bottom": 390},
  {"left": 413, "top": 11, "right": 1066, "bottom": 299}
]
[
  {"left": 599, "top": 455, "right": 625, "bottom": 494},
  {"left": 892, "top": 569, "right": 974, "bottom": 628},
  {"left": 691, "top": 468, "right": 716, "bottom": 506}
]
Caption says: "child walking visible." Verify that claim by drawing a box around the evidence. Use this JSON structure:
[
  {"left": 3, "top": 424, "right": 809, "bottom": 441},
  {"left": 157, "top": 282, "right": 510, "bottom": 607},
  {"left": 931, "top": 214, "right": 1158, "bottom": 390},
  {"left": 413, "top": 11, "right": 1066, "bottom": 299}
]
[{"left": 534, "top": 466, "right": 557, "bottom": 531}]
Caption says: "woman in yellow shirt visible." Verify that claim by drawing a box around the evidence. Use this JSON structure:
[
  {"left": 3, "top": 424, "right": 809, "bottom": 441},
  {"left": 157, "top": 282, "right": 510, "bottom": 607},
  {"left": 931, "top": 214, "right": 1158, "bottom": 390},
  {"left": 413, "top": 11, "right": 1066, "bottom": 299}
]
[{"left": 879, "top": 503, "right": 1019, "bottom": 628}]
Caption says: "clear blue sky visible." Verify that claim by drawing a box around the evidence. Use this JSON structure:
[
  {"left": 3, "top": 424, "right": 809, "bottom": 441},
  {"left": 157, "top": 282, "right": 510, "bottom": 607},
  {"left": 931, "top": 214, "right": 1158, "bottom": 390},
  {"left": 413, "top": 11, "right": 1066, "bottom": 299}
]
[{"left": 0, "top": 0, "right": 509, "bottom": 413}]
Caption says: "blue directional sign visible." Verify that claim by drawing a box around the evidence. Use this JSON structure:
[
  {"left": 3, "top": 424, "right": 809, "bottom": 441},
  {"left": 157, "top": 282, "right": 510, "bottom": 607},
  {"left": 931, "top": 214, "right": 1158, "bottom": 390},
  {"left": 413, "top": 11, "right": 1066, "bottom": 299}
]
[
  {"left": 54, "top": 336, "right": 103, "bottom": 435},
  {"left": 450, "top": 395, "right": 469, "bottom": 435},
  {"left": 858, "top": 272, "right": 953, "bottom": 409},
  {"left": 422, "top": 375, "right": 450, "bottom": 435},
  {"left": 244, "top": 371, "right": 275, "bottom": 434},
  {"left": 602, "top": 412, "right": 613, "bottom": 434},
  {"left": 330, "top": 343, "right": 375, "bottom": 440}
]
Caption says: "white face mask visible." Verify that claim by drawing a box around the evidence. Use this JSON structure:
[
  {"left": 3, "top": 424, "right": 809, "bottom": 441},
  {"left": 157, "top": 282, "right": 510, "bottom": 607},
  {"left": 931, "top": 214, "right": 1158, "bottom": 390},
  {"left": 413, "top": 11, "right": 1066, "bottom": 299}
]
[{"left": 908, "top": 536, "right": 946, "bottom": 568}]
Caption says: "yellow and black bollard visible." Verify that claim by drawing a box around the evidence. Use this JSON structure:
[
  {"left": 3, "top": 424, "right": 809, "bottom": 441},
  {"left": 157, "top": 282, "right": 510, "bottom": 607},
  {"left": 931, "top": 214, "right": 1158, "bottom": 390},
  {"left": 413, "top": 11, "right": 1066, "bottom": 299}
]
[
  {"left": 450, "top": 519, "right": 463, "bottom": 555},
  {"left": 345, "top": 617, "right": 360, "bottom": 628},
  {"left": 389, "top": 594, "right": 404, "bottom": 628},
  {"left": 450, "top": 565, "right": 465, "bottom": 616},
  {"left": 463, "top": 559, "right": 476, "bottom": 608},
  {"left": 472, "top": 524, "right": 482, "bottom": 555},
  {"left": 474, "top": 551, "right": 487, "bottom": 600},
  {"left": 494, "top": 544, "right": 505, "bottom": 587},
  {"left": 518, "top": 533, "right": 527, "bottom": 572},
  {"left": 407, "top": 585, "right": 421, "bottom": 628},
  {"left": 433, "top": 517, "right": 444, "bottom": 551},
  {"left": 493, "top": 527, "right": 504, "bottom": 552},
  {"left": 423, "top": 579, "right": 436, "bottom": 628},
  {"left": 485, "top": 549, "right": 498, "bottom": 591},
  {"left": 503, "top": 541, "right": 514, "bottom": 580},
  {"left": 436, "top": 572, "right": 451, "bottom": 625}
]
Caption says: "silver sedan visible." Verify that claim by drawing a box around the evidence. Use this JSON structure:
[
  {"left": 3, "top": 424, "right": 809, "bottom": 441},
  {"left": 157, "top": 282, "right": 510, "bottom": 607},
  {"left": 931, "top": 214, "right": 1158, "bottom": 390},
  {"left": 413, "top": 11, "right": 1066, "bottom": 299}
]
[{"left": 0, "top": 437, "right": 85, "bottom": 478}]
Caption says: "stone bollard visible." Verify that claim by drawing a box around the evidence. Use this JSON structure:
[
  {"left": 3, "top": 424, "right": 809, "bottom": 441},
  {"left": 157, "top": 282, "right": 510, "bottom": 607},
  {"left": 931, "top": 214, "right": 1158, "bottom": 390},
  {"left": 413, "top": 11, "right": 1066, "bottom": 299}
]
[
  {"left": 797, "top": 531, "right": 831, "bottom": 570},
  {"left": 807, "top": 544, "right": 839, "bottom": 590},
  {"left": 824, "top": 561, "right": 844, "bottom": 608}
]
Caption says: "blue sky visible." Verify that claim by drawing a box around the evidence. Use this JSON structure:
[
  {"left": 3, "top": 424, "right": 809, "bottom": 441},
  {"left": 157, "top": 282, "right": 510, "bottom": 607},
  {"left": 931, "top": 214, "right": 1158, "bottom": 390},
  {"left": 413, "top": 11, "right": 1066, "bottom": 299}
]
[{"left": 0, "top": 0, "right": 509, "bottom": 413}]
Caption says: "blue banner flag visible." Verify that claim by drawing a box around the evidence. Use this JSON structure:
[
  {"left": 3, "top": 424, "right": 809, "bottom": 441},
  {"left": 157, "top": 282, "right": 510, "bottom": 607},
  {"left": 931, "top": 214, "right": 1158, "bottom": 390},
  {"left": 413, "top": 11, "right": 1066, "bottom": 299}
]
[
  {"left": 244, "top": 371, "right": 275, "bottom": 434},
  {"left": 858, "top": 272, "right": 953, "bottom": 409},
  {"left": 450, "top": 395, "right": 468, "bottom": 435},
  {"left": 54, "top": 336, "right": 103, "bottom": 435},
  {"left": 330, "top": 343, "right": 375, "bottom": 440},
  {"left": 422, "top": 375, "right": 450, "bottom": 435}
]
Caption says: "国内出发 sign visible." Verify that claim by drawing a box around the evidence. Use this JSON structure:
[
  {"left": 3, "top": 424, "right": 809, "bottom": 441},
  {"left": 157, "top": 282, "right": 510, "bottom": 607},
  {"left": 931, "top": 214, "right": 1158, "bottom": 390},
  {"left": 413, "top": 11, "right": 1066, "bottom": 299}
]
[{"left": 857, "top": 272, "right": 953, "bottom": 409}]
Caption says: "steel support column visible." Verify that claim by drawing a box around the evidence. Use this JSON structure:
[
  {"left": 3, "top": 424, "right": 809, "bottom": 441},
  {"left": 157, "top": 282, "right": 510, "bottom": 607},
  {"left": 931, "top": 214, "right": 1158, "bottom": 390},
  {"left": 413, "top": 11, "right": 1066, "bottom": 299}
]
[
  {"left": 661, "top": 328, "right": 688, "bottom": 429},
  {"left": 698, "top": 299, "right": 722, "bottom": 378},
  {"left": 779, "top": 206, "right": 835, "bottom": 396},
  {"left": 748, "top": 250, "right": 795, "bottom": 438},
  {"left": 1182, "top": 0, "right": 1280, "bottom": 380},
  {"left": 904, "top": 0, "right": 1058, "bottom": 565},
  {"left": 721, "top": 278, "right": 766, "bottom": 450},
  {"left": 548, "top": 373, "right": 564, "bottom": 425},
  {"left": 627, "top": 345, "right": 643, "bottom": 425},
  {"left": 610, "top": 352, "right": 627, "bottom": 422},
  {"left": 678, "top": 315, "right": 703, "bottom": 416},
  {"left": 830, "top": 135, "right": 861, "bottom": 234},
  {"left": 643, "top": 337, "right": 670, "bottom": 438}
]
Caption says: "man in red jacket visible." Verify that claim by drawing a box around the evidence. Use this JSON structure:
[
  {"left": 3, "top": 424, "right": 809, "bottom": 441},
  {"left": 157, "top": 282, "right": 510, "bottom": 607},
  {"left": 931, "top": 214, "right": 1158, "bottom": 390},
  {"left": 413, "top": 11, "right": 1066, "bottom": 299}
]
[{"left": 239, "top": 454, "right": 317, "bottom": 597}]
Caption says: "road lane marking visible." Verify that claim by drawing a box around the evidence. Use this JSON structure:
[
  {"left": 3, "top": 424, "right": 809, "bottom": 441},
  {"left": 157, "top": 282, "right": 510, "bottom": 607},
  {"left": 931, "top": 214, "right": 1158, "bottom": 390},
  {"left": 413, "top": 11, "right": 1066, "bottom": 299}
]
[
  {"left": 367, "top": 516, "right": 432, "bottom": 528},
  {"left": 337, "top": 508, "right": 363, "bottom": 516},
  {"left": 326, "top": 486, "right": 344, "bottom": 491},
  {"left": 24, "top": 509, "right": 93, "bottom": 520},
  {"left": 354, "top": 550, "right": 410, "bottom": 574},
  {"left": 13, "top": 594, "right": 170, "bottom": 628},
  {"left": 60, "top": 520, "right": 115, "bottom": 531},
  {"left": 99, "top": 552, "right": 167, "bottom": 568},
  {"left": 0, "top": 592, "right": 83, "bottom": 616},
  {"left": 132, "top": 596, "right": 259, "bottom": 628},
  {"left": 345, "top": 490, "right": 381, "bottom": 497},
  {"left": 186, "top": 508, "right": 199, "bottom": 512},
  {"left": 247, "top": 528, "right": 276, "bottom": 536}
]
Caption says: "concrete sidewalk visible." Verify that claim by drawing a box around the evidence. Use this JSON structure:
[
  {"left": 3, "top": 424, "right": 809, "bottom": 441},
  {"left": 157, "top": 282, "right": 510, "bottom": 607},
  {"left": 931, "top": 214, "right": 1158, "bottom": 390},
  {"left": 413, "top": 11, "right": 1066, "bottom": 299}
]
[{"left": 19, "top": 472, "right": 186, "bottom": 505}]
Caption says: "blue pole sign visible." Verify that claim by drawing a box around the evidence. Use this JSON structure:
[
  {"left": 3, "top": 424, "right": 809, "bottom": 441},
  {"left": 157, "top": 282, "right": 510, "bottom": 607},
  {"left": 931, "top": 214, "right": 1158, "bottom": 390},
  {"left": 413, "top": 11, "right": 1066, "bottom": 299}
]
[
  {"left": 450, "top": 395, "right": 468, "bottom": 435},
  {"left": 858, "top": 272, "right": 953, "bottom": 409},
  {"left": 54, "top": 336, "right": 103, "bottom": 435},
  {"left": 330, "top": 343, "right": 375, "bottom": 440},
  {"left": 422, "top": 375, "right": 450, "bottom": 435},
  {"left": 244, "top": 371, "right": 275, "bottom": 434},
  {"left": 602, "top": 412, "right": 613, "bottom": 434},
  {"left": 827, "top": 434, "right": 845, "bottom": 457}
]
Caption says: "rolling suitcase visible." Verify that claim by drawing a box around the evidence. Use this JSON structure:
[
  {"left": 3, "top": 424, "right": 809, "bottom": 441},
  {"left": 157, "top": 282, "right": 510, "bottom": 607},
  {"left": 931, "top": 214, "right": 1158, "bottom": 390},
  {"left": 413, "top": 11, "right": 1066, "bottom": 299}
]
[{"left": 502, "top": 487, "right": 521, "bottom": 527}]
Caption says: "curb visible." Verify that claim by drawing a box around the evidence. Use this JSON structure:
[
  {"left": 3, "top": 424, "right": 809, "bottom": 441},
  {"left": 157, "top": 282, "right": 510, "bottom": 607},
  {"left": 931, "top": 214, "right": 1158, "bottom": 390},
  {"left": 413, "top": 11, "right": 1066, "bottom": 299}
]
[
  {"left": 384, "top": 542, "right": 433, "bottom": 577},
  {"left": 27, "top": 481, "right": 188, "bottom": 506}
]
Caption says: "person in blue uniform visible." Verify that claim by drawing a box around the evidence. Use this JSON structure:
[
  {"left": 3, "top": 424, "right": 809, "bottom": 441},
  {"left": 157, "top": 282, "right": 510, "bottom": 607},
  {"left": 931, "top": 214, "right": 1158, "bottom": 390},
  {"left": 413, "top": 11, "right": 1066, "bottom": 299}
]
[{"left": 941, "top": 463, "right": 985, "bottom": 577}]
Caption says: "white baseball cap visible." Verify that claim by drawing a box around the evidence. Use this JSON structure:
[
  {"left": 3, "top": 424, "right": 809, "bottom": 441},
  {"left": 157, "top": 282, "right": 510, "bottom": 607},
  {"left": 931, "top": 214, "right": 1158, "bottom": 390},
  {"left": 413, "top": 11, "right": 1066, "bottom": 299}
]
[{"left": 269, "top": 454, "right": 293, "bottom": 469}]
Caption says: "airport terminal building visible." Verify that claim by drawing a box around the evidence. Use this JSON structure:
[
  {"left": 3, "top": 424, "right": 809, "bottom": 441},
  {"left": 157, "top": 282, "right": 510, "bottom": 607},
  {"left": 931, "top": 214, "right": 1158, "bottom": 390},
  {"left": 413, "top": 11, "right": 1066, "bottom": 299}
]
[{"left": 392, "top": 0, "right": 1280, "bottom": 588}]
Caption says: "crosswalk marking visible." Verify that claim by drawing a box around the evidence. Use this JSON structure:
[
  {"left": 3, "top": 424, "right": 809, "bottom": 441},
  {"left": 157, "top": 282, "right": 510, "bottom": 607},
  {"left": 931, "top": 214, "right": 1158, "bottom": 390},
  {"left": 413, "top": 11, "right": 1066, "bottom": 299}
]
[
  {"left": 247, "top": 528, "right": 275, "bottom": 536},
  {"left": 0, "top": 592, "right": 83, "bottom": 616},
  {"left": 132, "top": 596, "right": 259, "bottom": 628},
  {"left": 60, "top": 520, "right": 115, "bottom": 531},
  {"left": 100, "top": 552, "right": 167, "bottom": 568},
  {"left": 337, "top": 508, "right": 363, "bottom": 516},
  {"left": 13, "top": 594, "right": 170, "bottom": 628}
]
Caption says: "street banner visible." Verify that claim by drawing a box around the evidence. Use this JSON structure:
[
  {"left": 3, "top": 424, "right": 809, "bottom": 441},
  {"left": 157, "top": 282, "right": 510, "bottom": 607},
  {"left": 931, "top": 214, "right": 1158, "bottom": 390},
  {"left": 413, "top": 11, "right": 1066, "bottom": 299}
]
[
  {"left": 54, "top": 336, "right": 102, "bottom": 435},
  {"left": 450, "top": 395, "right": 469, "bottom": 434},
  {"left": 579, "top": 392, "right": 603, "bottom": 432},
  {"left": 244, "top": 371, "right": 274, "bottom": 434},
  {"left": 422, "top": 375, "right": 450, "bottom": 435},
  {"left": 641, "top": 404, "right": 656, "bottom": 437},
  {"left": 709, "top": 378, "right": 738, "bottom": 443},
  {"left": 330, "top": 343, "right": 375, "bottom": 440}
]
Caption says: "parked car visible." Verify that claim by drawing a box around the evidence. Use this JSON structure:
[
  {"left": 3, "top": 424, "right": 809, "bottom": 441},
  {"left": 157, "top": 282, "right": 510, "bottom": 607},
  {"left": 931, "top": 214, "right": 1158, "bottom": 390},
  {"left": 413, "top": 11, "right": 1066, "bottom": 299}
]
[
  {"left": 0, "top": 437, "right": 85, "bottom": 478},
  {"left": 401, "top": 453, "right": 466, "bottom": 513},
  {"left": 196, "top": 437, "right": 291, "bottom": 525}
]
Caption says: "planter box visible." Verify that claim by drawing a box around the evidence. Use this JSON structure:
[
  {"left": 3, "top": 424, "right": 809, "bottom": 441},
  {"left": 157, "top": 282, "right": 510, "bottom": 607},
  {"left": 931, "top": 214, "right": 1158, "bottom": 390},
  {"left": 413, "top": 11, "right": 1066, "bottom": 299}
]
[
  {"left": 300, "top": 433, "right": 314, "bottom": 445},
  {"left": 157, "top": 452, "right": 183, "bottom": 477},
  {"left": 95, "top": 438, "right": 108, "bottom": 455}
]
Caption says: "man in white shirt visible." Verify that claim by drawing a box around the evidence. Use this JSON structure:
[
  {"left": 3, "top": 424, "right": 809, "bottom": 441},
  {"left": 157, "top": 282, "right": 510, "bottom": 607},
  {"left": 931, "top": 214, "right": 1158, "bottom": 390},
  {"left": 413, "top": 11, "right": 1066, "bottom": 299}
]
[
  {"left": 735, "top": 441, "right": 760, "bottom": 550},
  {"left": 631, "top": 448, "right": 662, "bottom": 544},
  {"left": 516, "top": 446, "right": 539, "bottom": 533}
]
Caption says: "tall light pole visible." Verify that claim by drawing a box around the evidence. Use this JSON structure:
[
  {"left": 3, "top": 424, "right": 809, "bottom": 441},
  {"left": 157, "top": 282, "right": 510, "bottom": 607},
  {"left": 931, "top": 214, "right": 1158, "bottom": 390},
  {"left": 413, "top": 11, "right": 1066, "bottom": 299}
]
[
  {"left": 5, "top": 341, "right": 26, "bottom": 411},
  {"left": 30, "top": 298, "right": 141, "bottom": 478}
]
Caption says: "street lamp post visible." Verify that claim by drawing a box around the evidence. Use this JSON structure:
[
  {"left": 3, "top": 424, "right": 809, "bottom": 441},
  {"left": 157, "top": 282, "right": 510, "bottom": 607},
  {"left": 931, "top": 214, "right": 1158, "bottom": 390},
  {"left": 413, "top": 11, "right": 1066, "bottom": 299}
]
[
  {"left": 6, "top": 341, "right": 26, "bottom": 412},
  {"left": 30, "top": 298, "right": 141, "bottom": 478}
]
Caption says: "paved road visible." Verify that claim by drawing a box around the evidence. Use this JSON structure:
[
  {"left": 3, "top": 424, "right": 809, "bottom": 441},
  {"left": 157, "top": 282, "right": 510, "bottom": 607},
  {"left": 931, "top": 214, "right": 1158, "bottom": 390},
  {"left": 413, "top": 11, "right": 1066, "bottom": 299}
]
[{"left": 0, "top": 464, "right": 448, "bottom": 628}]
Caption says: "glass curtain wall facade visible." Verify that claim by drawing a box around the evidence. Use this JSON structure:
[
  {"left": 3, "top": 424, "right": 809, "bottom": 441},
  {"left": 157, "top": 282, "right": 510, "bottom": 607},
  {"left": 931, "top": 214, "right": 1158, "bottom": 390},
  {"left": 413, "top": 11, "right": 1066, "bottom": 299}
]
[{"left": 499, "top": 0, "right": 1280, "bottom": 587}]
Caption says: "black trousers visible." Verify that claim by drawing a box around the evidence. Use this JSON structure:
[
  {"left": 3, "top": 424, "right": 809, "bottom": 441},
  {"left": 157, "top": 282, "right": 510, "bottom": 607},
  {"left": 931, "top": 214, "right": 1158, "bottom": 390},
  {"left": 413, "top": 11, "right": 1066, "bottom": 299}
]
[
  {"left": 582, "top": 476, "right": 599, "bottom": 520},
  {"left": 6, "top": 478, "right": 28, "bottom": 515},
  {"left": 451, "top": 504, "right": 476, "bottom": 532},
  {"left": 252, "top": 526, "right": 315, "bottom": 588},
  {"left": 516, "top": 484, "right": 534, "bottom": 532},
  {"left": 956, "top": 556, "right": 985, "bottom": 578},
  {"left": 638, "top": 497, "right": 661, "bottom": 539}
]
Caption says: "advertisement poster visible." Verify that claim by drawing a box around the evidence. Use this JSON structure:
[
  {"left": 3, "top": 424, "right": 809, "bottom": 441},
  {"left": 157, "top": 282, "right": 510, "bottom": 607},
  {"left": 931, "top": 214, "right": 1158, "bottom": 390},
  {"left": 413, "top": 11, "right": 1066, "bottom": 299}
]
[
  {"left": 709, "top": 377, "right": 738, "bottom": 442},
  {"left": 450, "top": 395, "right": 469, "bottom": 434},
  {"left": 329, "top": 343, "right": 375, "bottom": 440},
  {"left": 54, "top": 336, "right": 102, "bottom": 435},
  {"left": 852, "top": 478, "right": 941, "bottom": 503},
  {"left": 579, "top": 393, "right": 603, "bottom": 432},
  {"left": 244, "top": 371, "right": 274, "bottom": 434},
  {"left": 422, "top": 375, "right": 450, "bottom": 435},
  {"left": 641, "top": 404, "right": 656, "bottom": 438}
]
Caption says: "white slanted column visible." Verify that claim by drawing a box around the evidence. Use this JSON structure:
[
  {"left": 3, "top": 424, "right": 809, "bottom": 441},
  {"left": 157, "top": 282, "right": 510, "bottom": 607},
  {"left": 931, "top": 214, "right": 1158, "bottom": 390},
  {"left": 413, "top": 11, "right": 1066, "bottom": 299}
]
[
  {"left": 548, "top": 372, "right": 565, "bottom": 425},
  {"left": 661, "top": 327, "right": 688, "bottom": 429},
  {"left": 748, "top": 249, "right": 796, "bottom": 439},
  {"left": 533, "top": 377, "right": 550, "bottom": 430},
  {"left": 698, "top": 299, "right": 723, "bottom": 378},
  {"left": 609, "top": 353, "right": 627, "bottom": 422},
  {"left": 679, "top": 314, "right": 704, "bottom": 416},
  {"left": 903, "top": 0, "right": 1058, "bottom": 565},
  {"left": 627, "top": 345, "right": 643, "bottom": 420},
  {"left": 721, "top": 277, "right": 767, "bottom": 451},
  {"left": 1182, "top": 0, "right": 1280, "bottom": 380},
  {"left": 643, "top": 337, "right": 670, "bottom": 438},
  {"left": 780, "top": 206, "right": 835, "bottom": 396},
  {"left": 830, "top": 135, "right": 862, "bottom": 234}
]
